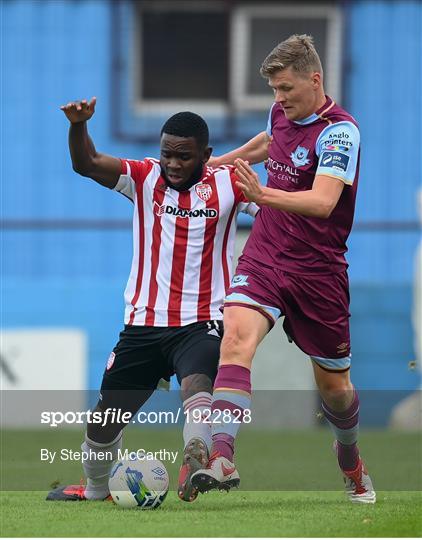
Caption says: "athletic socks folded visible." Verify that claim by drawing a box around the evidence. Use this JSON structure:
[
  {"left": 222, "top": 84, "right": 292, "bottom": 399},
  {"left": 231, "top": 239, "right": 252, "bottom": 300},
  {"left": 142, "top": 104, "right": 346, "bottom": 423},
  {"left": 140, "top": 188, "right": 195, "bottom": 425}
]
[
  {"left": 82, "top": 431, "right": 122, "bottom": 500},
  {"left": 210, "top": 364, "right": 252, "bottom": 461}
]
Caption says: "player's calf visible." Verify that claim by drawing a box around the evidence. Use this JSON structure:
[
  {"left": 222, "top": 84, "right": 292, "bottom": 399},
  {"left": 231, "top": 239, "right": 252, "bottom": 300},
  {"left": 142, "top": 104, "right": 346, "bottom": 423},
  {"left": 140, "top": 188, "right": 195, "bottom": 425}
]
[{"left": 46, "top": 431, "right": 122, "bottom": 502}]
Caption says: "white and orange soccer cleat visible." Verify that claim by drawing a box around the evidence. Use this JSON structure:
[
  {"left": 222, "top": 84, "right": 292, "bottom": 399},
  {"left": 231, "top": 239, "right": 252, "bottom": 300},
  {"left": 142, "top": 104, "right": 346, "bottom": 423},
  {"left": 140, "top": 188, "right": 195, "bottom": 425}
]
[
  {"left": 333, "top": 441, "right": 376, "bottom": 504},
  {"left": 191, "top": 451, "right": 240, "bottom": 493}
]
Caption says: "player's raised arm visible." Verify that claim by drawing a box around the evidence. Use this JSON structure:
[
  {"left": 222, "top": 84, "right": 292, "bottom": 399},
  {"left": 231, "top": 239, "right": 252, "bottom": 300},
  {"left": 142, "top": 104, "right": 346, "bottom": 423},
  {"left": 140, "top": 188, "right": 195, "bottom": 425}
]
[
  {"left": 208, "top": 131, "right": 270, "bottom": 168},
  {"left": 60, "top": 97, "right": 121, "bottom": 189}
]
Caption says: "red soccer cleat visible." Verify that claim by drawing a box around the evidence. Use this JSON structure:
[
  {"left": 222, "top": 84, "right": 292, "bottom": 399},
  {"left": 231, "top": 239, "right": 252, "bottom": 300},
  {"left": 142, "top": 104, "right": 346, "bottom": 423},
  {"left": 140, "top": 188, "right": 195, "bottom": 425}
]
[
  {"left": 177, "top": 437, "right": 209, "bottom": 502},
  {"left": 46, "top": 481, "right": 112, "bottom": 501}
]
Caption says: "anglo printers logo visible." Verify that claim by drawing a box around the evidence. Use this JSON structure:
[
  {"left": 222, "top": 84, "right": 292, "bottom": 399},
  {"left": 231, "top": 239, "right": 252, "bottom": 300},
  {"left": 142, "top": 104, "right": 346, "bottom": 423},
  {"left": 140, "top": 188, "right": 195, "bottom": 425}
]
[
  {"left": 325, "top": 144, "right": 350, "bottom": 152},
  {"left": 290, "top": 145, "right": 310, "bottom": 168},
  {"left": 324, "top": 131, "right": 353, "bottom": 151}
]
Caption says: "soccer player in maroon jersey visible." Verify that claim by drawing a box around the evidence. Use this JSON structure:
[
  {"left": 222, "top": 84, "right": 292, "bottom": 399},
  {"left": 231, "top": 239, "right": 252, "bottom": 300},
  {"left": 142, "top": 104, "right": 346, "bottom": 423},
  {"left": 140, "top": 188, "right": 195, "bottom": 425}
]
[
  {"left": 46, "top": 100, "right": 257, "bottom": 503},
  {"left": 192, "top": 34, "right": 376, "bottom": 503}
]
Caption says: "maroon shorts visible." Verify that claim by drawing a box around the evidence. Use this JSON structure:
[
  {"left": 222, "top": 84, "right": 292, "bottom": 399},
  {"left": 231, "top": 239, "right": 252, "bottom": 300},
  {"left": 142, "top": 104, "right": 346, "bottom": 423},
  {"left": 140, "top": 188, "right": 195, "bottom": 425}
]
[{"left": 224, "top": 256, "right": 351, "bottom": 364}]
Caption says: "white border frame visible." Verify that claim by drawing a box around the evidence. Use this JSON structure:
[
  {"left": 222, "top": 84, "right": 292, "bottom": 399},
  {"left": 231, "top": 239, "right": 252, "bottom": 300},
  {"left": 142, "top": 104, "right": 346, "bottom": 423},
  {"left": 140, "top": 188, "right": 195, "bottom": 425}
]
[
  {"left": 133, "top": 0, "right": 229, "bottom": 116},
  {"left": 230, "top": 4, "right": 343, "bottom": 110},
  {"left": 132, "top": 2, "right": 343, "bottom": 115}
]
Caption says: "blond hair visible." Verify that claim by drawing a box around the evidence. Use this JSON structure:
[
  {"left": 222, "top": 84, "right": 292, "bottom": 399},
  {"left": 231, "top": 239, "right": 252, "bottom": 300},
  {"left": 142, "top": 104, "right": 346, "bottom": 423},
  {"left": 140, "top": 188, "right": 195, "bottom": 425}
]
[{"left": 260, "top": 34, "right": 323, "bottom": 78}]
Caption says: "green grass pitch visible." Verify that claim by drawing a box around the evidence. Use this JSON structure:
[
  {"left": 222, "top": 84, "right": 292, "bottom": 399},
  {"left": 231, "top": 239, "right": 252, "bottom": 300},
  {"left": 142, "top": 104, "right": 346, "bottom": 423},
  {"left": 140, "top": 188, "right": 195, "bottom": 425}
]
[{"left": 1, "top": 429, "right": 421, "bottom": 537}]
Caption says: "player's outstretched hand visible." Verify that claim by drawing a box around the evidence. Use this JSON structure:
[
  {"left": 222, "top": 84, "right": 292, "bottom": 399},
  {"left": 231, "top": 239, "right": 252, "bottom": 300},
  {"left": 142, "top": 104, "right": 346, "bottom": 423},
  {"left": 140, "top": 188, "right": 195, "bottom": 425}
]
[
  {"left": 60, "top": 97, "right": 97, "bottom": 124},
  {"left": 207, "top": 156, "right": 221, "bottom": 168},
  {"left": 234, "top": 158, "right": 264, "bottom": 203}
]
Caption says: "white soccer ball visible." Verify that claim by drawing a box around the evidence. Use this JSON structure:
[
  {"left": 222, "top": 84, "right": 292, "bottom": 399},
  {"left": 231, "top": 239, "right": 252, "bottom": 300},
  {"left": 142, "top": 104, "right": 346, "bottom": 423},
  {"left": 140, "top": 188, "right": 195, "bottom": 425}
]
[{"left": 109, "top": 457, "right": 169, "bottom": 509}]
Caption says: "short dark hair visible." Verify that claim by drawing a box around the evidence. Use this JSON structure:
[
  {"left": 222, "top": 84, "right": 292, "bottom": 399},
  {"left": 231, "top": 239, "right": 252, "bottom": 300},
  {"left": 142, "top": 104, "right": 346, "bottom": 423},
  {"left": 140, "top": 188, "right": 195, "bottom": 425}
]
[{"left": 161, "top": 112, "right": 209, "bottom": 149}]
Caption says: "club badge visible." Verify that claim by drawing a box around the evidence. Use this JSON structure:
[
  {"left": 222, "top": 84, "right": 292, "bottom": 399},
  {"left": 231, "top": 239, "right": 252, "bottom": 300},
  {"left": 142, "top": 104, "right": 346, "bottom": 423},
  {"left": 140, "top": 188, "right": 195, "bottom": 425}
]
[
  {"left": 195, "top": 182, "right": 212, "bottom": 202},
  {"left": 106, "top": 352, "right": 115, "bottom": 370}
]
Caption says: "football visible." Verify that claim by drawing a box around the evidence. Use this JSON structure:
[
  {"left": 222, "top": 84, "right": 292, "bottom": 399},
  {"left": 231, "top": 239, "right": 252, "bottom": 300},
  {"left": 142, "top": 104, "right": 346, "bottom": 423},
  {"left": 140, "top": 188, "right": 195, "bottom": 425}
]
[{"left": 108, "top": 457, "right": 169, "bottom": 509}]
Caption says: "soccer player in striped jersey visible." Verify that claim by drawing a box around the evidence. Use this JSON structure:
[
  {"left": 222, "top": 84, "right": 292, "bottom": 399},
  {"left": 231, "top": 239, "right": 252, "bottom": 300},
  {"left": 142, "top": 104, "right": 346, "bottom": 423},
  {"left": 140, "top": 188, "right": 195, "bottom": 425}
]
[
  {"left": 46, "top": 100, "right": 258, "bottom": 503},
  {"left": 192, "top": 35, "right": 376, "bottom": 504}
]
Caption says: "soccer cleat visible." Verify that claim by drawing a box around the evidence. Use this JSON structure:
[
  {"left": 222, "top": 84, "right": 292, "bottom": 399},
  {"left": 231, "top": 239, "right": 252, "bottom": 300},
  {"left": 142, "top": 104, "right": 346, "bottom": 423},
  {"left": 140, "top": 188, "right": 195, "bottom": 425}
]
[
  {"left": 342, "top": 458, "right": 376, "bottom": 504},
  {"left": 191, "top": 451, "right": 240, "bottom": 493},
  {"left": 177, "top": 437, "right": 209, "bottom": 502},
  {"left": 46, "top": 482, "right": 111, "bottom": 501},
  {"left": 333, "top": 441, "right": 376, "bottom": 504}
]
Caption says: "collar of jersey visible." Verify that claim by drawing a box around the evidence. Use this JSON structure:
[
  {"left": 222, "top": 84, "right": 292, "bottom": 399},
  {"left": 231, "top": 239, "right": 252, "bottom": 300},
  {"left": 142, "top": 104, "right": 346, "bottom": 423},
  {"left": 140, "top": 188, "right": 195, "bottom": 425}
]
[
  {"left": 162, "top": 165, "right": 208, "bottom": 192},
  {"left": 292, "top": 96, "right": 333, "bottom": 125}
]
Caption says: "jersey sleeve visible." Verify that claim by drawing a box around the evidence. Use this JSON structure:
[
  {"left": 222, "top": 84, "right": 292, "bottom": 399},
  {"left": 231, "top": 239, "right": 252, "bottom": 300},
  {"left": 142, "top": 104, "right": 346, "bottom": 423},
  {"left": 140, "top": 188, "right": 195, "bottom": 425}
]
[
  {"left": 265, "top": 103, "right": 276, "bottom": 136},
  {"left": 315, "top": 121, "right": 360, "bottom": 185},
  {"left": 229, "top": 169, "right": 260, "bottom": 217},
  {"left": 238, "top": 201, "right": 260, "bottom": 217},
  {"left": 113, "top": 159, "right": 151, "bottom": 201}
]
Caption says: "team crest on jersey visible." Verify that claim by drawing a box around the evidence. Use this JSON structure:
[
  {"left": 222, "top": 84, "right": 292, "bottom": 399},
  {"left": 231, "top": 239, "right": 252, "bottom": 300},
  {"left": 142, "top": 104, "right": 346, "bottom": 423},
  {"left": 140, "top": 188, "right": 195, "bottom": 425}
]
[
  {"left": 230, "top": 274, "right": 249, "bottom": 287},
  {"left": 195, "top": 182, "right": 212, "bottom": 202},
  {"left": 106, "top": 352, "right": 115, "bottom": 370},
  {"left": 290, "top": 145, "right": 310, "bottom": 167}
]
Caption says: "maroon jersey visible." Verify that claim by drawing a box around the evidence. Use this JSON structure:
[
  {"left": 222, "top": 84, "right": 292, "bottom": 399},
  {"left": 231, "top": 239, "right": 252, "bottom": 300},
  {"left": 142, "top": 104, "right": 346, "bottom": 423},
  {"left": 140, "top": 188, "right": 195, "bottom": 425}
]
[{"left": 243, "top": 96, "right": 360, "bottom": 274}]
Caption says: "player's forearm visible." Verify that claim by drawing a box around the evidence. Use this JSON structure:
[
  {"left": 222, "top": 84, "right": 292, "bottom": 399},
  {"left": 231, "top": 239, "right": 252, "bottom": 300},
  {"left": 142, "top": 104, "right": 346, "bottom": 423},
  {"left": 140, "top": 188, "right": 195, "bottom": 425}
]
[
  {"left": 213, "top": 132, "right": 269, "bottom": 167},
  {"left": 258, "top": 187, "right": 333, "bottom": 218},
  {"left": 68, "top": 121, "right": 98, "bottom": 175}
]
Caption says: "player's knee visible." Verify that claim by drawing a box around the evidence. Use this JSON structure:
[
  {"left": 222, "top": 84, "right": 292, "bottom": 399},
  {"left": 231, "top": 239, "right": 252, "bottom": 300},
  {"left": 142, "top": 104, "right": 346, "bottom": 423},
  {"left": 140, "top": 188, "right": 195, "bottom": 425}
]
[
  {"left": 180, "top": 374, "right": 213, "bottom": 401},
  {"left": 86, "top": 403, "right": 130, "bottom": 444},
  {"left": 318, "top": 382, "right": 354, "bottom": 410},
  {"left": 221, "top": 327, "right": 257, "bottom": 361}
]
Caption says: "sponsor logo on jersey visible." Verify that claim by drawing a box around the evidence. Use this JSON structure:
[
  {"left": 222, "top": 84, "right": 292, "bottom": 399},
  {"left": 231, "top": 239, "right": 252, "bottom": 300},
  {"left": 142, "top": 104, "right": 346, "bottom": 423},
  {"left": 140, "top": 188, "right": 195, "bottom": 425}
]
[
  {"left": 195, "top": 182, "right": 212, "bottom": 202},
  {"left": 290, "top": 145, "right": 310, "bottom": 167},
  {"left": 154, "top": 202, "right": 218, "bottom": 219},
  {"left": 106, "top": 352, "right": 115, "bottom": 370},
  {"left": 325, "top": 144, "right": 350, "bottom": 152},
  {"left": 230, "top": 274, "right": 249, "bottom": 287},
  {"left": 320, "top": 151, "right": 350, "bottom": 172},
  {"left": 267, "top": 157, "right": 299, "bottom": 176},
  {"left": 323, "top": 131, "right": 353, "bottom": 150}
]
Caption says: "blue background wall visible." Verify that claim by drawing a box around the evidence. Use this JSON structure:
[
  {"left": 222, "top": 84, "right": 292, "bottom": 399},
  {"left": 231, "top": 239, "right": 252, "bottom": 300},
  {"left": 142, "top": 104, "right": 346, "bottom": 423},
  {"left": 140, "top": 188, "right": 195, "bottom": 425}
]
[{"left": 2, "top": 1, "right": 421, "bottom": 405}]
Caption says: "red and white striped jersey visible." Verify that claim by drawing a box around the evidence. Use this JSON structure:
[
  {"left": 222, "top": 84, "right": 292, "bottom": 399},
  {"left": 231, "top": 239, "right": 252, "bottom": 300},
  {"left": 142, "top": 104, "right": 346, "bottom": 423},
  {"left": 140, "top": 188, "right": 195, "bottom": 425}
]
[{"left": 114, "top": 158, "right": 258, "bottom": 327}]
